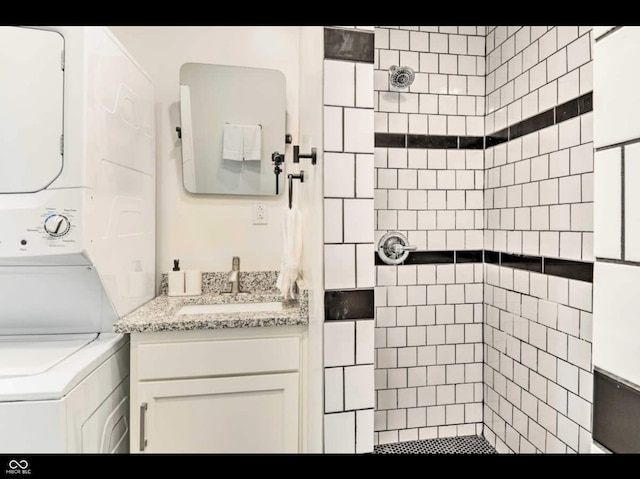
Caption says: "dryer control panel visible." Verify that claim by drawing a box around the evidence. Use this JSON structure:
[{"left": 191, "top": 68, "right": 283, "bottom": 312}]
[{"left": 0, "top": 189, "right": 83, "bottom": 258}]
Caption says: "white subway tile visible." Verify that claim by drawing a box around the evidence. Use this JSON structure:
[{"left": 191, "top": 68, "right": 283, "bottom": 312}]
[
  {"left": 356, "top": 244, "right": 374, "bottom": 289},
  {"left": 550, "top": 204, "right": 571, "bottom": 231},
  {"left": 356, "top": 154, "right": 374, "bottom": 198},
  {"left": 356, "top": 409, "right": 374, "bottom": 453},
  {"left": 344, "top": 199, "right": 374, "bottom": 243},
  {"left": 325, "top": 368, "right": 344, "bottom": 413},
  {"left": 548, "top": 275, "right": 569, "bottom": 306},
  {"left": 557, "top": 359, "right": 579, "bottom": 394},
  {"left": 325, "top": 153, "right": 354, "bottom": 197},
  {"left": 325, "top": 60, "right": 355, "bottom": 106},
  {"left": 324, "top": 199, "right": 343, "bottom": 243},
  {"left": 547, "top": 48, "right": 568, "bottom": 82},
  {"left": 325, "top": 244, "right": 356, "bottom": 290},
  {"left": 569, "top": 280, "right": 592, "bottom": 312},
  {"left": 567, "top": 33, "right": 591, "bottom": 71},
  {"left": 567, "top": 392, "right": 591, "bottom": 430},
  {"left": 324, "top": 321, "right": 355, "bottom": 367},
  {"left": 356, "top": 320, "right": 375, "bottom": 364},
  {"left": 344, "top": 365, "right": 375, "bottom": 410},
  {"left": 324, "top": 107, "right": 343, "bottom": 152},
  {"left": 344, "top": 108, "right": 374, "bottom": 153},
  {"left": 568, "top": 336, "right": 591, "bottom": 371},
  {"left": 625, "top": 143, "right": 640, "bottom": 260},
  {"left": 324, "top": 412, "right": 355, "bottom": 453}
]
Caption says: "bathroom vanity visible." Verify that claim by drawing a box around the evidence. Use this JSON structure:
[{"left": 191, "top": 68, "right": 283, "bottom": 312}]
[{"left": 114, "top": 276, "right": 309, "bottom": 453}]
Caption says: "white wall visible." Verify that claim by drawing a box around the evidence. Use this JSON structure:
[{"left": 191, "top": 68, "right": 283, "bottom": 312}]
[
  {"left": 297, "top": 26, "right": 325, "bottom": 453},
  {"left": 593, "top": 26, "right": 640, "bottom": 386},
  {"left": 110, "top": 26, "right": 300, "bottom": 280}
]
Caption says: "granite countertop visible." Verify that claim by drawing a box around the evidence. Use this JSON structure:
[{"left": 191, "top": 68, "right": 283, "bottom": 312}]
[{"left": 114, "top": 278, "right": 309, "bottom": 333}]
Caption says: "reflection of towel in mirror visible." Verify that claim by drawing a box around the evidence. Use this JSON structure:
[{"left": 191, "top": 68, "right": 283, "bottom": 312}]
[
  {"left": 276, "top": 205, "right": 302, "bottom": 300},
  {"left": 242, "top": 124, "right": 262, "bottom": 161},
  {"left": 222, "top": 124, "right": 243, "bottom": 161}
]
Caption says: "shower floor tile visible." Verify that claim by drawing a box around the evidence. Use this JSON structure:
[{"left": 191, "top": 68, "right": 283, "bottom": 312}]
[{"left": 373, "top": 435, "right": 497, "bottom": 454}]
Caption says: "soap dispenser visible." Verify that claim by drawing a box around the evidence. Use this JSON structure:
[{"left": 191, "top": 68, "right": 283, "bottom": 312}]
[{"left": 168, "top": 259, "right": 185, "bottom": 296}]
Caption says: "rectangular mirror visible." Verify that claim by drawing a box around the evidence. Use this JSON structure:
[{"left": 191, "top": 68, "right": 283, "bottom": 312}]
[
  {"left": 179, "top": 62, "right": 286, "bottom": 196},
  {"left": 0, "top": 26, "right": 64, "bottom": 194}
]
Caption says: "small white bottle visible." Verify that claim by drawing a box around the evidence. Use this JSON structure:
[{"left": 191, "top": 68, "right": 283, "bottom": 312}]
[
  {"left": 185, "top": 270, "right": 202, "bottom": 296},
  {"left": 168, "top": 259, "right": 185, "bottom": 296}
]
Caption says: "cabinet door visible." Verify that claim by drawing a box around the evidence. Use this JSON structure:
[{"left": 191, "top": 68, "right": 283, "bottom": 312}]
[{"left": 138, "top": 373, "right": 299, "bottom": 453}]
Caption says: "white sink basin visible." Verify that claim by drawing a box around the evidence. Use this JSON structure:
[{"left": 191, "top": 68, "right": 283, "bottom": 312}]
[{"left": 177, "top": 302, "right": 283, "bottom": 315}]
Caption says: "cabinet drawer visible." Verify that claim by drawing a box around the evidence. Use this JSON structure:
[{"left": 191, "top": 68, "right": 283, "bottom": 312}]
[{"left": 137, "top": 336, "right": 300, "bottom": 380}]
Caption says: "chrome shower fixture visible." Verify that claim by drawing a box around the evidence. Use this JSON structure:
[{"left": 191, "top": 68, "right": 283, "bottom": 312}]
[{"left": 388, "top": 65, "right": 415, "bottom": 89}]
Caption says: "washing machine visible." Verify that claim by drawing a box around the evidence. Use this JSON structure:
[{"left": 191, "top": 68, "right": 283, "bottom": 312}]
[{"left": 0, "top": 26, "right": 155, "bottom": 453}]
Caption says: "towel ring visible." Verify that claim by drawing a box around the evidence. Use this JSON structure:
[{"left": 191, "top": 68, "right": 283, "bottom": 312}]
[{"left": 288, "top": 171, "right": 304, "bottom": 209}]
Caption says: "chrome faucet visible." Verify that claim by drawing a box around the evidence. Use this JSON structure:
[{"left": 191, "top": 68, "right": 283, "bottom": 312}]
[{"left": 227, "top": 256, "right": 240, "bottom": 294}]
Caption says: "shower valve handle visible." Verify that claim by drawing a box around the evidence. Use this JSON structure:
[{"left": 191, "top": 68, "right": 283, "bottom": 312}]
[{"left": 390, "top": 243, "right": 417, "bottom": 255}]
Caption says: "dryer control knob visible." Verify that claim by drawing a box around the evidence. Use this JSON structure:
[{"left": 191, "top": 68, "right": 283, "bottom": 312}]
[{"left": 44, "top": 214, "right": 71, "bottom": 237}]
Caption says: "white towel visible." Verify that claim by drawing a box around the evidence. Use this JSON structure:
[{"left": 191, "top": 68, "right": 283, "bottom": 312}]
[
  {"left": 276, "top": 205, "right": 303, "bottom": 300},
  {"left": 222, "top": 124, "right": 243, "bottom": 161},
  {"left": 242, "top": 124, "right": 262, "bottom": 161}
]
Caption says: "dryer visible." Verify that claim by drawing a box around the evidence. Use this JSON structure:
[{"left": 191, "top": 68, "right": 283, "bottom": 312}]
[{"left": 0, "top": 26, "right": 155, "bottom": 453}]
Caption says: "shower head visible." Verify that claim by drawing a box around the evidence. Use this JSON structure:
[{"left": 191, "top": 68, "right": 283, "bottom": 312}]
[{"left": 389, "top": 65, "right": 415, "bottom": 89}]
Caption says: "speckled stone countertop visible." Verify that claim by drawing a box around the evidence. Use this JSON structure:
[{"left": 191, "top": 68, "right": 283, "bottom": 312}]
[{"left": 114, "top": 276, "right": 309, "bottom": 333}]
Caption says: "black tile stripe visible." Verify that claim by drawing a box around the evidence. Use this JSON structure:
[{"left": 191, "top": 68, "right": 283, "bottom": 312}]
[
  {"left": 404, "top": 250, "right": 454, "bottom": 265},
  {"left": 500, "top": 253, "right": 543, "bottom": 273},
  {"left": 324, "top": 289, "right": 374, "bottom": 320},
  {"left": 374, "top": 249, "right": 483, "bottom": 266},
  {"left": 458, "top": 136, "right": 485, "bottom": 150},
  {"left": 456, "top": 250, "right": 484, "bottom": 263},
  {"left": 485, "top": 91, "right": 594, "bottom": 142},
  {"left": 376, "top": 134, "right": 485, "bottom": 150},
  {"left": 375, "top": 132, "right": 406, "bottom": 148},
  {"left": 484, "top": 250, "right": 500, "bottom": 264},
  {"left": 324, "top": 27, "right": 374, "bottom": 63},
  {"left": 375, "top": 92, "right": 592, "bottom": 152},
  {"left": 543, "top": 257, "right": 593, "bottom": 283},
  {"left": 484, "top": 250, "right": 593, "bottom": 283}
]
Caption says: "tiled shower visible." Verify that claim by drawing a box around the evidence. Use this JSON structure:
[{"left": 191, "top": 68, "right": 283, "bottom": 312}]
[{"left": 322, "top": 25, "right": 597, "bottom": 454}]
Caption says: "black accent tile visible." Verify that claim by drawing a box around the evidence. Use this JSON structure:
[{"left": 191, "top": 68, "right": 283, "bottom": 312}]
[
  {"left": 404, "top": 251, "right": 455, "bottom": 265},
  {"left": 459, "top": 136, "right": 484, "bottom": 149},
  {"left": 324, "top": 289, "right": 374, "bottom": 320},
  {"left": 485, "top": 128, "right": 508, "bottom": 148},
  {"left": 484, "top": 250, "right": 500, "bottom": 264},
  {"left": 324, "top": 27, "right": 374, "bottom": 63},
  {"left": 427, "top": 135, "right": 458, "bottom": 149},
  {"left": 578, "top": 91, "right": 593, "bottom": 114},
  {"left": 513, "top": 109, "right": 555, "bottom": 139},
  {"left": 406, "top": 134, "right": 430, "bottom": 149},
  {"left": 375, "top": 132, "right": 406, "bottom": 148},
  {"left": 555, "top": 98, "right": 580, "bottom": 123},
  {"left": 543, "top": 257, "right": 593, "bottom": 283},
  {"left": 500, "top": 253, "right": 543, "bottom": 273},
  {"left": 593, "top": 368, "right": 640, "bottom": 453},
  {"left": 456, "top": 250, "right": 484, "bottom": 263}
]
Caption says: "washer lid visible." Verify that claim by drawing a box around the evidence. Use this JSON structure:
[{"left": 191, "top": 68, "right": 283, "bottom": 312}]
[{"left": 0, "top": 334, "right": 97, "bottom": 378}]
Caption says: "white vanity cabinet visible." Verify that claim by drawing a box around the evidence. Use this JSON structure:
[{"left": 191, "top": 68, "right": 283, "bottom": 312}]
[{"left": 128, "top": 326, "right": 306, "bottom": 453}]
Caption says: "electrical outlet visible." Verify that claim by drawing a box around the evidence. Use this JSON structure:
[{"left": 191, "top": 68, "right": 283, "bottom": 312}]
[{"left": 253, "top": 202, "right": 268, "bottom": 225}]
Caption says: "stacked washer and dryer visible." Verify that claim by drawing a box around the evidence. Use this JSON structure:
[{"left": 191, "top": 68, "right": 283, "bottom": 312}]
[{"left": 0, "top": 26, "right": 155, "bottom": 452}]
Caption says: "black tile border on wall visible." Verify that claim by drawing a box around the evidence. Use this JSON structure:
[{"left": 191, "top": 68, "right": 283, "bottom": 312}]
[
  {"left": 374, "top": 250, "right": 483, "bottom": 266},
  {"left": 371, "top": 248, "right": 593, "bottom": 282},
  {"left": 324, "top": 289, "right": 374, "bottom": 321},
  {"left": 375, "top": 92, "right": 593, "bottom": 151},
  {"left": 486, "top": 92, "right": 593, "bottom": 146},
  {"left": 375, "top": 133, "right": 484, "bottom": 150},
  {"left": 484, "top": 250, "right": 593, "bottom": 283},
  {"left": 324, "top": 27, "right": 374, "bottom": 63}
]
